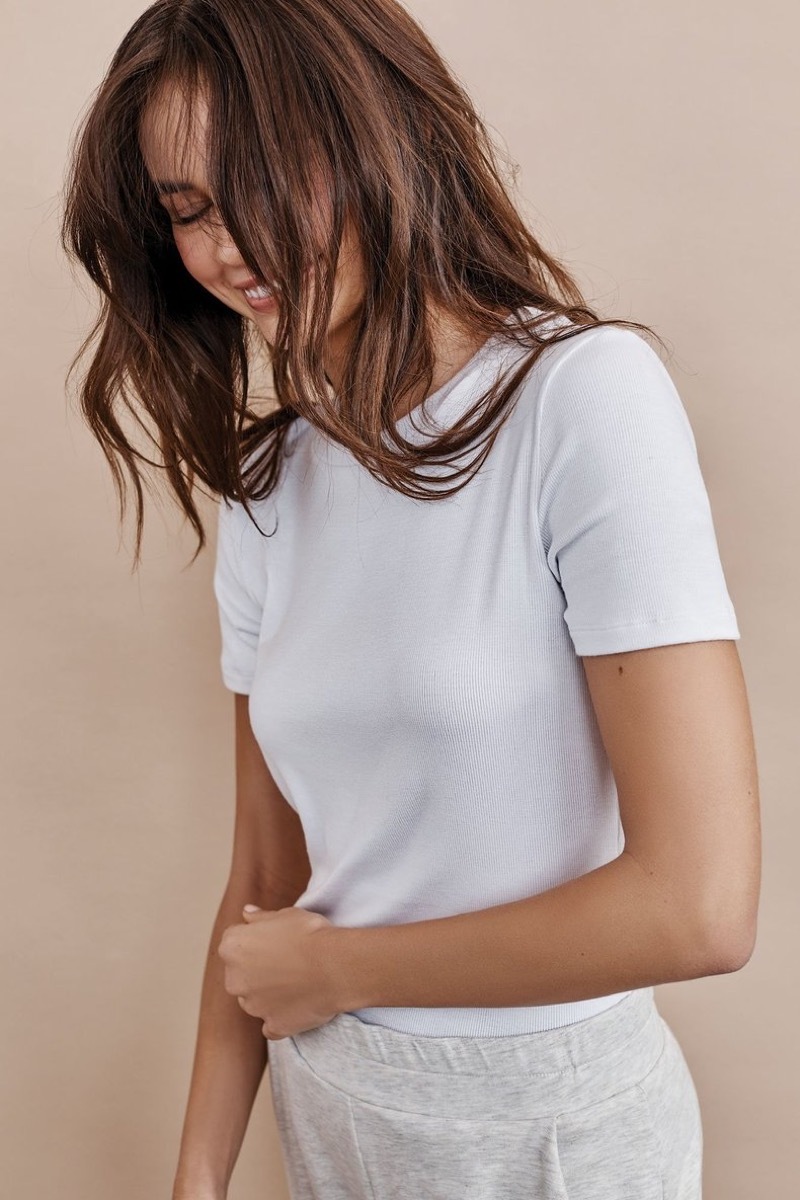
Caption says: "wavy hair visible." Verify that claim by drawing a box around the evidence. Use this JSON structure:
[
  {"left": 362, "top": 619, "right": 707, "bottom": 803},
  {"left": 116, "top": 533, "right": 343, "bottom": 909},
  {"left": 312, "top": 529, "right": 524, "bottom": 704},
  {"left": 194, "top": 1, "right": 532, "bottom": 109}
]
[{"left": 60, "top": 0, "right": 664, "bottom": 563}]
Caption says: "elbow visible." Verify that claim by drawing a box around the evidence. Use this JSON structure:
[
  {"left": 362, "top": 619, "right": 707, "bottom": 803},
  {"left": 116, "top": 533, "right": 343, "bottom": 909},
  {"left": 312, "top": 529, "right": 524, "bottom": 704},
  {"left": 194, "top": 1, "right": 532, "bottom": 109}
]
[
  {"left": 687, "top": 867, "right": 761, "bottom": 975},
  {"left": 721, "top": 923, "right": 758, "bottom": 973},
  {"left": 712, "top": 879, "right": 761, "bottom": 973},
  {"left": 697, "top": 913, "right": 758, "bottom": 975}
]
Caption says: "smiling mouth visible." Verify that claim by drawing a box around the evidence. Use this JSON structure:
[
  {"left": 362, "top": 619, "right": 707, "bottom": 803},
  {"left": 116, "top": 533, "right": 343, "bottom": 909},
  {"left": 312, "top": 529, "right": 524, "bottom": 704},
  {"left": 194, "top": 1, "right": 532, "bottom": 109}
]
[
  {"left": 232, "top": 274, "right": 279, "bottom": 312},
  {"left": 234, "top": 262, "right": 317, "bottom": 310},
  {"left": 243, "top": 282, "right": 275, "bottom": 300}
]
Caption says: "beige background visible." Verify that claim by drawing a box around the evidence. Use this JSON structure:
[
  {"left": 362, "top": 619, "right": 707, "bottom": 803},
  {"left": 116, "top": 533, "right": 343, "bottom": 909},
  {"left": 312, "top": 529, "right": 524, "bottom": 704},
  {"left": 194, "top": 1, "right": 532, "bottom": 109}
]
[{"left": 2, "top": 1, "right": 796, "bottom": 1196}]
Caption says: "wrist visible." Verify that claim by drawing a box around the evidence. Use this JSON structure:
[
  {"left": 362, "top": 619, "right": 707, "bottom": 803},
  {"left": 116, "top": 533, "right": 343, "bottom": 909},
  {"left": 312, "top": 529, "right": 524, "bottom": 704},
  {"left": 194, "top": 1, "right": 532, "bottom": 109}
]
[
  {"left": 173, "top": 1162, "right": 228, "bottom": 1200},
  {"left": 322, "top": 924, "right": 375, "bottom": 1013},
  {"left": 173, "top": 1180, "right": 226, "bottom": 1200}
]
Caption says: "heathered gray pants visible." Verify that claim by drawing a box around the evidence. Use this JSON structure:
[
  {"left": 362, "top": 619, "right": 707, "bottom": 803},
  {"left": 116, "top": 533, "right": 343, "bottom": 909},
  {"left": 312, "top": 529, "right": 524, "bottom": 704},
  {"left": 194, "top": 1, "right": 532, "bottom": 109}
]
[{"left": 267, "top": 985, "right": 703, "bottom": 1198}]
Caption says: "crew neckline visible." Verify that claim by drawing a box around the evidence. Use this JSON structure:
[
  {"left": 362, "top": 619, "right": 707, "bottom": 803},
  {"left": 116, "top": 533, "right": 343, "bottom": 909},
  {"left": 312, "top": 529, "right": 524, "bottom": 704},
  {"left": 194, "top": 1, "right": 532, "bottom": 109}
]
[
  {"left": 291, "top": 306, "right": 544, "bottom": 441},
  {"left": 393, "top": 333, "right": 502, "bottom": 431},
  {"left": 393, "top": 309, "right": 528, "bottom": 437}
]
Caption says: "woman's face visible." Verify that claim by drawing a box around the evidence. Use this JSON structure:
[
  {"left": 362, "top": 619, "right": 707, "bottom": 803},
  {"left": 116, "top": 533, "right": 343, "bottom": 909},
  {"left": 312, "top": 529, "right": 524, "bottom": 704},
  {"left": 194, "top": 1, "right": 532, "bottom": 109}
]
[{"left": 138, "top": 83, "right": 365, "bottom": 366}]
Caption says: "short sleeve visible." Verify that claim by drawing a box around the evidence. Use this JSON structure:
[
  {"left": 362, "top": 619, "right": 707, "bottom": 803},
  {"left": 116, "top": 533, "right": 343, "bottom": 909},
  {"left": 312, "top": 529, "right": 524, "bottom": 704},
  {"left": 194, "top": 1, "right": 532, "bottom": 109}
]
[
  {"left": 212, "top": 497, "right": 268, "bottom": 693},
  {"left": 535, "top": 326, "right": 740, "bottom": 656}
]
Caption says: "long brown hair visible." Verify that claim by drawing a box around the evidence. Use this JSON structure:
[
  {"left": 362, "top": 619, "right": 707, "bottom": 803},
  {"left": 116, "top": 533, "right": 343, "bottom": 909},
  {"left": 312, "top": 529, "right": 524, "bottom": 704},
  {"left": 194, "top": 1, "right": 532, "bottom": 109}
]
[{"left": 60, "top": 0, "right": 664, "bottom": 564}]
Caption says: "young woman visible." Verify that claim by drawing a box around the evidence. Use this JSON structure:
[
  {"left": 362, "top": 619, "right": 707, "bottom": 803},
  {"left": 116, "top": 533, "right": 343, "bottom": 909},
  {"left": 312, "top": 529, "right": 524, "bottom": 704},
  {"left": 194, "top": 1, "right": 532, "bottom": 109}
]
[{"left": 61, "top": 2, "right": 761, "bottom": 1197}]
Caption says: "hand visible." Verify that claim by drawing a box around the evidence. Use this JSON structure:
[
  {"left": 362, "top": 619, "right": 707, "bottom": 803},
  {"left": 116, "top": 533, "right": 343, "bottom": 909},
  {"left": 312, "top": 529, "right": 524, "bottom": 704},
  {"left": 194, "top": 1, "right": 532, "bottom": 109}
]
[{"left": 217, "top": 905, "right": 343, "bottom": 1040}]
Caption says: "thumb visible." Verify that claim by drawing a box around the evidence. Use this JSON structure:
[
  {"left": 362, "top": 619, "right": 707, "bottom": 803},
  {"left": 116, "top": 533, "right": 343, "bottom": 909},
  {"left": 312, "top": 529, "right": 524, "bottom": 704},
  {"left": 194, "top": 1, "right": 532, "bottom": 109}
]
[{"left": 242, "top": 904, "right": 261, "bottom": 918}]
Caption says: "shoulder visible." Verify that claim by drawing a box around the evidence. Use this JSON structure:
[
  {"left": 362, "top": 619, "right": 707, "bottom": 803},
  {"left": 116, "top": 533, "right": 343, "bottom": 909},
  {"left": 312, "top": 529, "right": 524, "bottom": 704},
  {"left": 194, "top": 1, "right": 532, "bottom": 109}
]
[
  {"left": 520, "top": 323, "right": 693, "bottom": 458},
  {"left": 521, "top": 322, "right": 670, "bottom": 403},
  {"left": 536, "top": 323, "right": 677, "bottom": 403},
  {"left": 504, "top": 318, "right": 669, "bottom": 417}
]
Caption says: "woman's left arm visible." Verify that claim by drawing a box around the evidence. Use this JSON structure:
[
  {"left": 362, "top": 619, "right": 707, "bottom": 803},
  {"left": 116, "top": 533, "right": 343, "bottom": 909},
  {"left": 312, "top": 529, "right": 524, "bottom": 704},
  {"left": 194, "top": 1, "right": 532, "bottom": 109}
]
[{"left": 325, "top": 640, "right": 761, "bottom": 1010}]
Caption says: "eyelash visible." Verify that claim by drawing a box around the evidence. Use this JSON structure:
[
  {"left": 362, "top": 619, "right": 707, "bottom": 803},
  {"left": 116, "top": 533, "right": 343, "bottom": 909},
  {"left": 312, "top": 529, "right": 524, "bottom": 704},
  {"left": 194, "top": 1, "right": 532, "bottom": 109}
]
[{"left": 172, "top": 205, "right": 212, "bottom": 226}]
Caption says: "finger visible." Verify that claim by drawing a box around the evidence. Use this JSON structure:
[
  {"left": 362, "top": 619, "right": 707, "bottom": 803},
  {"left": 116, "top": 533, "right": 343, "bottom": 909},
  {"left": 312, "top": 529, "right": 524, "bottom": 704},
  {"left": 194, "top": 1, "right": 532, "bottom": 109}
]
[
  {"left": 223, "top": 967, "right": 246, "bottom": 996},
  {"left": 262, "top": 1023, "right": 288, "bottom": 1040},
  {"left": 217, "top": 926, "right": 242, "bottom": 957}
]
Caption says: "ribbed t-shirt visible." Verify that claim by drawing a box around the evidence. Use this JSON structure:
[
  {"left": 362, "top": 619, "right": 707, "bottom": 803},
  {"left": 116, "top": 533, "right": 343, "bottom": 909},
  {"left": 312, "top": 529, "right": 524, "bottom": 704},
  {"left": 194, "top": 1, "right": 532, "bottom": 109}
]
[{"left": 212, "top": 307, "right": 740, "bottom": 1036}]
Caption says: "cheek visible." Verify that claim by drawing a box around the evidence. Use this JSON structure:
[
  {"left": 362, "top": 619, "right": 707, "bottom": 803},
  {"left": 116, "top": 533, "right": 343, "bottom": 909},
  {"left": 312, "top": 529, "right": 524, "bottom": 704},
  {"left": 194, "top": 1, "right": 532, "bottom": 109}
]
[{"left": 173, "top": 232, "right": 217, "bottom": 287}]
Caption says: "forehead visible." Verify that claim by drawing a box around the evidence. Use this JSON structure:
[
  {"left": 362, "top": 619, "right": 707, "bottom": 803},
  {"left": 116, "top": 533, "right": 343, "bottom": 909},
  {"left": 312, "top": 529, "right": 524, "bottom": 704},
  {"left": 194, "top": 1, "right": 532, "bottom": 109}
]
[{"left": 139, "top": 82, "right": 211, "bottom": 194}]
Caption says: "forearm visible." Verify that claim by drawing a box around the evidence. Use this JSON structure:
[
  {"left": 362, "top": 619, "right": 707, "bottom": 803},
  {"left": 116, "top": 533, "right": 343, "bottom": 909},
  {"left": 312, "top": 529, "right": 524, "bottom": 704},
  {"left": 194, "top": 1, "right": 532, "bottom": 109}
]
[
  {"left": 332, "top": 851, "right": 737, "bottom": 1012},
  {"left": 172, "top": 884, "right": 291, "bottom": 1199}
]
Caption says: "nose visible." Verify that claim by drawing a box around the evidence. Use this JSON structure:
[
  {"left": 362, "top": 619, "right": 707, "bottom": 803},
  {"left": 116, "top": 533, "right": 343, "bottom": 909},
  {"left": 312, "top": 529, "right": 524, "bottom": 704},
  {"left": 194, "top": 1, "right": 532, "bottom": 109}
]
[{"left": 213, "top": 223, "right": 247, "bottom": 268}]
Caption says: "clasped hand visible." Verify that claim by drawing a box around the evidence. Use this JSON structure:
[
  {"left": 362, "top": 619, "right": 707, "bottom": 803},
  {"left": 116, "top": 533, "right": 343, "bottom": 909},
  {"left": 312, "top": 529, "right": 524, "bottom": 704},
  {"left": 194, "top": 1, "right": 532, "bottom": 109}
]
[{"left": 218, "top": 905, "right": 344, "bottom": 1040}]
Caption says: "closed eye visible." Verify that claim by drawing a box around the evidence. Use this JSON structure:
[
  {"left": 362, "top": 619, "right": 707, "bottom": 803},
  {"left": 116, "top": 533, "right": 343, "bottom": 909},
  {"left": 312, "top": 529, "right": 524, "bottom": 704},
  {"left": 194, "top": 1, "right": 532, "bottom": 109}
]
[
  {"left": 163, "top": 200, "right": 215, "bottom": 225},
  {"left": 171, "top": 204, "right": 213, "bottom": 226}
]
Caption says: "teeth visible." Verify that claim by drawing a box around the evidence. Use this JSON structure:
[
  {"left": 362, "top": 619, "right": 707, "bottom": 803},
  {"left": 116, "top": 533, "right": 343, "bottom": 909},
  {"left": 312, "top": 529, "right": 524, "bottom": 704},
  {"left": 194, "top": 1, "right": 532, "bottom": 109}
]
[{"left": 244, "top": 284, "right": 274, "bottom": 299}]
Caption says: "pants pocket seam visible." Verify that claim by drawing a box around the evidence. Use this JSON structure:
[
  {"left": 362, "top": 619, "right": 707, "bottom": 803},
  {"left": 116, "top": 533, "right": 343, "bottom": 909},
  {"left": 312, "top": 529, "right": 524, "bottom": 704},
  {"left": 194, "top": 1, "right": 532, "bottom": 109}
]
[
  {"left": 634, "top": 1081, "right": 668, "bottom": 1200},
  {"left": 347, "top": 1095, "right": 379, "bottom": 1200},
  {"left": 552, "top": 1115, "right": 572, "bottom": 1200}
]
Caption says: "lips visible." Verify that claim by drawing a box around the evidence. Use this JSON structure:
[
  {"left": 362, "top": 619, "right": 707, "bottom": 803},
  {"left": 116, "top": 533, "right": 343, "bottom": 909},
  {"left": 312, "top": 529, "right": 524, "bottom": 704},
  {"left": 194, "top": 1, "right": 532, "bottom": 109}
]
[
  {"left": 229, "top": 272, "right": 279, "bottom": 313},
  {"left": 232, "top": 263, "right": 318, "bottom": 316},
  {"left": 233, "top": 274, "right": 274, "bottom": 292}
]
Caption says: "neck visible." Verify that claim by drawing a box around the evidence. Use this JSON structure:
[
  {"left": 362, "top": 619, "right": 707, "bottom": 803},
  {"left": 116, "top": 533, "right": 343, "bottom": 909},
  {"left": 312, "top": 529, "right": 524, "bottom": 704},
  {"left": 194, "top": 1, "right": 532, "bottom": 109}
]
[{"left": 321, "top": 306, "right": 500, "bottom": 422}]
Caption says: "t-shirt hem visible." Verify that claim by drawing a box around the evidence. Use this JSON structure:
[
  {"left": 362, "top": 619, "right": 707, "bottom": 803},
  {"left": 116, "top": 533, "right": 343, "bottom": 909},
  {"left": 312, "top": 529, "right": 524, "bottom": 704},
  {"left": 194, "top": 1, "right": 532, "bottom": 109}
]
[{"left": 349, "top": 988, "right": 637, "bottom": 1036}]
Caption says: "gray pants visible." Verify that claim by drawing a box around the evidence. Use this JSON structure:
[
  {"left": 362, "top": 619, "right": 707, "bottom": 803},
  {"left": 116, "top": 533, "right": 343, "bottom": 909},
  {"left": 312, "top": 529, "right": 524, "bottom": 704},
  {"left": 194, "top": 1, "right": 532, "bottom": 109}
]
[{"left": 267, "top": 985, "right": 703, "bottom": 1198}]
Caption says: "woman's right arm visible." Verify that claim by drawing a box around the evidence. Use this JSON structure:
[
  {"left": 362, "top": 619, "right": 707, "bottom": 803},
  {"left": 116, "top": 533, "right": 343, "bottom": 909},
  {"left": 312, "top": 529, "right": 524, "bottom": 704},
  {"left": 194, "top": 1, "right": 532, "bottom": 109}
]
[{"left": 172, "top": 693, "right": 312, "bottom": 1200}]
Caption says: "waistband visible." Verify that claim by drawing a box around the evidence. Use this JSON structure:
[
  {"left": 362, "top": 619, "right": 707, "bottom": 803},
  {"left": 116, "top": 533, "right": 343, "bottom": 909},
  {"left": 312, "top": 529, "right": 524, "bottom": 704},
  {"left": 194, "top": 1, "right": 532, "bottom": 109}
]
[{"left": 286, "top": 985, "right": 665, "bottom": 1118}]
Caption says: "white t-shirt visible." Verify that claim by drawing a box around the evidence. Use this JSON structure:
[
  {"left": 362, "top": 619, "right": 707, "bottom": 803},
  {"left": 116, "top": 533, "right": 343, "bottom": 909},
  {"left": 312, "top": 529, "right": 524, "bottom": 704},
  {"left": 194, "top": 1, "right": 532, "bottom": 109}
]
[{"left": 213, "top": 307, "right": 740, "bottom": 1036}]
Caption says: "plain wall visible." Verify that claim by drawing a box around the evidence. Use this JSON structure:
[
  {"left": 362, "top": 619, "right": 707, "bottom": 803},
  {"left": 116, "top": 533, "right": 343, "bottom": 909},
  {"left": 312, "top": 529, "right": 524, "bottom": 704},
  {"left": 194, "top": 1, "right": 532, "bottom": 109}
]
[{"left": 1, "top": 1, "right": 797, "bottom": 1197}]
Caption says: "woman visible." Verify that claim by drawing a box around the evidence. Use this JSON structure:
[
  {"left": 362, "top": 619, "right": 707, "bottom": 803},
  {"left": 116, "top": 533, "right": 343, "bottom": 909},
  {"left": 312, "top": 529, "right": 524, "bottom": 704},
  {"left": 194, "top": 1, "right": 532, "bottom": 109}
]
[{"left": 60, "top": 2, "right": 761, "bottom": 1198}]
